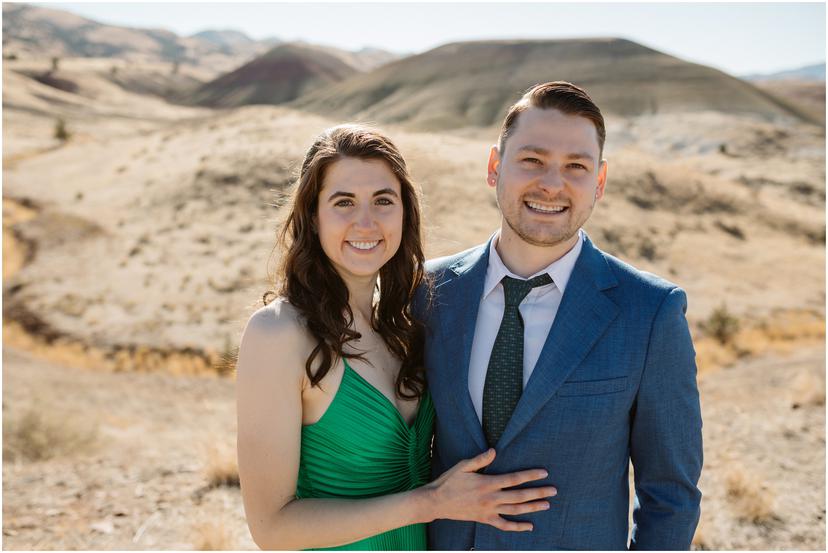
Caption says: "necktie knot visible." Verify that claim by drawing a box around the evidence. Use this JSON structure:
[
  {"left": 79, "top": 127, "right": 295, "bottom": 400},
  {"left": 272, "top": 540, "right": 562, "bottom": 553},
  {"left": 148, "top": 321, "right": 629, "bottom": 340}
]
[{"left": 502, "top": 274, "right": 553, "bottom": 307}]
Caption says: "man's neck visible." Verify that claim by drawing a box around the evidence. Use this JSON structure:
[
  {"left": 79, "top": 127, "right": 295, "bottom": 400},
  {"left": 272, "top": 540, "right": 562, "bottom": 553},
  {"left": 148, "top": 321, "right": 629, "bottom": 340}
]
[{"left": 495, "top": 226, "right": 581, "bottom": 278}]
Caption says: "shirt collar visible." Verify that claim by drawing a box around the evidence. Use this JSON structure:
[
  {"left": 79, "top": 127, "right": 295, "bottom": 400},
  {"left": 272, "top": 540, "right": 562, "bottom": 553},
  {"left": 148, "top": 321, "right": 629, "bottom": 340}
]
[{"left": 483, "top": 229, "right": 585, "bottom": 299}]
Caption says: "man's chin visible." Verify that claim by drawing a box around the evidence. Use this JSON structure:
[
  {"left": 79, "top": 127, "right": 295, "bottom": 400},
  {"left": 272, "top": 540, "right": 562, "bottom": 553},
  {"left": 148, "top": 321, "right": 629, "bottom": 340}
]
[{"left": 513, "top": 225, "right": 577, "bottom": 248}]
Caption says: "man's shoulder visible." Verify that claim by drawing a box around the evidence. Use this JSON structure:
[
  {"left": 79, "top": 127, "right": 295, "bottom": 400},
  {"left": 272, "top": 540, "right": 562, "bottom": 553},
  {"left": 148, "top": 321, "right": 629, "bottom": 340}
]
[
  {"left": 425, "top": 243, "right": 487, "bottom": 283},
  {"left": 593, "top": 243, "right": 683, "bottom": 302}
]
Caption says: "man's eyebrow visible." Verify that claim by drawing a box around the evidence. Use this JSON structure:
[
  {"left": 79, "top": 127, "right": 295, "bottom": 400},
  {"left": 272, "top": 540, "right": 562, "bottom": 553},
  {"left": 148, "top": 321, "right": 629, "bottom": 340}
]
[
  {"left": 515, "top": 146, "right": 596, "bottom": 163},
  {"left": 516, "top": 145, "right": 550, "bottom": 155},
  {"left": 565, "top": 152, "right": 596, "bottom": 163}
]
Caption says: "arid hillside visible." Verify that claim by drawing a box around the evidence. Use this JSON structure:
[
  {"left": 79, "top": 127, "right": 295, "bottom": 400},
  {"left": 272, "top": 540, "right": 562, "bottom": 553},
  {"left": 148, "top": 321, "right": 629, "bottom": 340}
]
[
  {"left": 4, "top": 55, "right": 824, "bottom": 359},
  {"left": 1, "top": 3, "right": 258, "bottom": 73},
  {"left": 754, "top": 79, "right": 826, "bottom": 125},
  {"left": 292, "top": 38, "right": 817, "bottom": 130},
  {"left": 189, "top": 43, "right": 360, "bottom": 108}
]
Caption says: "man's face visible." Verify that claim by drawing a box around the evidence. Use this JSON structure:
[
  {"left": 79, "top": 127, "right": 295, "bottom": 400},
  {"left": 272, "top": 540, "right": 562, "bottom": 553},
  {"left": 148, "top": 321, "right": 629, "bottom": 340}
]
[{"left": 488, "top": 107, "right": 607, "bottom": 248}]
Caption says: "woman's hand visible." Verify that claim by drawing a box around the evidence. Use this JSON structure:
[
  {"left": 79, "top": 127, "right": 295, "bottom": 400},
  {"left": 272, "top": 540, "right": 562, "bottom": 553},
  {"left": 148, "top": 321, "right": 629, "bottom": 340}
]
[{"left": 421, "top": 448, "right": 556, "bottom": 532}]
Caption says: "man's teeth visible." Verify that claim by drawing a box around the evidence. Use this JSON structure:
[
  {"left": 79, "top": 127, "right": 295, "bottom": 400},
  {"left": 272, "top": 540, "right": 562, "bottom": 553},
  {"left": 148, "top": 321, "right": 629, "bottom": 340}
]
[
  {"left": 526, "top": 201, "right": 566, "bottom": 213},
  {"left": 348, "top": 240, "right": 380, "bottom": 250}
]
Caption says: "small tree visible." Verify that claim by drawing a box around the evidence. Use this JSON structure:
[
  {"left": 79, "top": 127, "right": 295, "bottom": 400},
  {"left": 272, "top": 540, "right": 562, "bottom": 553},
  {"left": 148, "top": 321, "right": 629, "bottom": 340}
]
[
  {"left": 51, "top": 56, "right": 59, "bottom": 71},
  {"left": 171, "top": 61, "right": 179, "bottom": 75},
  {"left": 54, "top": 118, "right": 70, "bottom": 141}
]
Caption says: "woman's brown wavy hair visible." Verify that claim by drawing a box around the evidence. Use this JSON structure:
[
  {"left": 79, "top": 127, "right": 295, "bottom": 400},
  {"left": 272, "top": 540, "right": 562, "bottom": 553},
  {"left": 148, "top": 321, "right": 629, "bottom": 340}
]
[{"left": 263, "top": 124, "right": 427, "bottom": 400}]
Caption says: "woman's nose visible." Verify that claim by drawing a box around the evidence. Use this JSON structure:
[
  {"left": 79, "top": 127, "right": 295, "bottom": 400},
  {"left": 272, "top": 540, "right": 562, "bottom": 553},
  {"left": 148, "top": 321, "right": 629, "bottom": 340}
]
[{"left": 353, "top": 207, "right": 376, "bottom": 229}]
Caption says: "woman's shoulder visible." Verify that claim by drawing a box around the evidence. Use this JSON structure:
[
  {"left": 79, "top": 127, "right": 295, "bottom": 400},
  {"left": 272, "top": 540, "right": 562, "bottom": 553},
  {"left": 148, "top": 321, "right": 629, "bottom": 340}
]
[
  {"left": 245, "top": 297, "right": 305, "bottom": 336},
  {"left": 239, "top": 298, "right": 313, "bottom": 376}
]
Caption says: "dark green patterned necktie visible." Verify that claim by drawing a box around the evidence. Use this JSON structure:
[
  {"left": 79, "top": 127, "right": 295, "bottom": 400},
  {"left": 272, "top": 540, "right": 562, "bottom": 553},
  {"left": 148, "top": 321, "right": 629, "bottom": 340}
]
[{"left": 482, "top": 273, "right": 553, "bottom": 447}]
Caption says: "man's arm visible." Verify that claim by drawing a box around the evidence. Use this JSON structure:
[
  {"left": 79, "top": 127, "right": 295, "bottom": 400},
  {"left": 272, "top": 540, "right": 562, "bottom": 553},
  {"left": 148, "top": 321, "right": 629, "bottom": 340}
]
[{"left": 629, "top": 287, "right": 703, "bottom": 550}]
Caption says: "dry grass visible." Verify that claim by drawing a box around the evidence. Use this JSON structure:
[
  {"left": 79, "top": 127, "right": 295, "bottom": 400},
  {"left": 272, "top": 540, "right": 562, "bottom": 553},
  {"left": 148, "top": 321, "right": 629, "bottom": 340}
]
[
  {"left": 691, "top": 517, "right": 710, "bottom": 550},
  {"left": 3, "top": 319, "right": 224, "bottom": 376},
  {"left": 3, "top": 402, "right": 98, "bottom": 462},
  {"left": 789, "top": 369, "right": 826, "bottom": 408},
  {"left": 204, "top": 444, "right": 240, "bottom": 489},
  {"left": 192, "top": 521, "right": 234, "bottom": 551},
  {"left": 725, "top": 465, "right": 776, "bottom": 524},
  {"left": 695, "top": 309, "right": 825, "bottom": 377}
]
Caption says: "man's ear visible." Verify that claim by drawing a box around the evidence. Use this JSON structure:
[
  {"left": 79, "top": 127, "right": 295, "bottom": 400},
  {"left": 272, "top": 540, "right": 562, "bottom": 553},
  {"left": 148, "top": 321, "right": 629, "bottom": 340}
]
[
  {"left": 487, "top": 145, "right": 500, "bottom": 189},
  {"left": 594, "top": 159, "right": 608, "bottom": 201}
]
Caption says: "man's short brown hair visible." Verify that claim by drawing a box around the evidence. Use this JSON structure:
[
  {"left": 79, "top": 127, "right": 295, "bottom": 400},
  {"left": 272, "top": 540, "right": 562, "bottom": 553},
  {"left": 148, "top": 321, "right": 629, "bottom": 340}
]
[{"left": 498, "top": 81, "right": 606, "bottom": 159}]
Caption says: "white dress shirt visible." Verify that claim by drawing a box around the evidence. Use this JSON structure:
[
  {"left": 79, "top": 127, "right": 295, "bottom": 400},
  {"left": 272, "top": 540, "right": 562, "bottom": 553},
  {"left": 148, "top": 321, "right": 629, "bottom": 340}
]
[{"left": 468, "top": 230, "right": 584, "bottom": 423}]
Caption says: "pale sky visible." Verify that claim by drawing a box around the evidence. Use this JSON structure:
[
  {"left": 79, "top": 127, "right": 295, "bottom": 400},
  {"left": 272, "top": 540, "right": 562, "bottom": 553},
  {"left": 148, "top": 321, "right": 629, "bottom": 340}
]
[{"left": 36, "top": 1, "right": 826, "bottom": 76}]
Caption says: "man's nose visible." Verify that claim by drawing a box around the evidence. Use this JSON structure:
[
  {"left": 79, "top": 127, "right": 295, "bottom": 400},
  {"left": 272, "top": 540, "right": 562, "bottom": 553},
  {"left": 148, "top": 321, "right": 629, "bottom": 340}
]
[{"left": 538, "top": 167, "right": 564, "bottom": 191}]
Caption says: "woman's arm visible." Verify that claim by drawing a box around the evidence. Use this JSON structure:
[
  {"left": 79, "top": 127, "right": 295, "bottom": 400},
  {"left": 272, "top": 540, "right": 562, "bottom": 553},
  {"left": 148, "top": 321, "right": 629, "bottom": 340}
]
[{"left": 237, "top": 303, "right": 556, "bottom": 550}]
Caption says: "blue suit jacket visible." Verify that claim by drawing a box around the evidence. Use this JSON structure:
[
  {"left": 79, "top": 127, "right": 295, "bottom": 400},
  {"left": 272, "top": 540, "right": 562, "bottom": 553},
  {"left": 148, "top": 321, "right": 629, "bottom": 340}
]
[{"left": 421, "top": 234, "right": 702, "bottom": 550}]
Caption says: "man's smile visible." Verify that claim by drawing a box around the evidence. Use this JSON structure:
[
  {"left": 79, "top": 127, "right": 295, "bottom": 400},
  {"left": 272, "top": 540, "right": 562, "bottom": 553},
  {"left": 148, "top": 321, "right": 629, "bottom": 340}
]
[{"left": 524, "top": 200, "right": 569, "bottom": 215}]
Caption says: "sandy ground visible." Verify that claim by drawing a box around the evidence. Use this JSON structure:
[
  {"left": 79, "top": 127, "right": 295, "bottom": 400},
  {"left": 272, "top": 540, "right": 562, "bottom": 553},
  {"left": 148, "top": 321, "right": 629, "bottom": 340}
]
[
  {"left": 2, "top": 343, "right": 824, "bottom": 550},
  {"left": 2, "top": 346, "right": 254, "bottom": 550}
]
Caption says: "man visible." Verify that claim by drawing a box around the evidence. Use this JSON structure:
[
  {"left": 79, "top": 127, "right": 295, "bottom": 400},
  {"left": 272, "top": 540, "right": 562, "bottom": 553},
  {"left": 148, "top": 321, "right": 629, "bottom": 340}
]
[{"left": 422, "top": 81, "right": 703, "bottom": 550}]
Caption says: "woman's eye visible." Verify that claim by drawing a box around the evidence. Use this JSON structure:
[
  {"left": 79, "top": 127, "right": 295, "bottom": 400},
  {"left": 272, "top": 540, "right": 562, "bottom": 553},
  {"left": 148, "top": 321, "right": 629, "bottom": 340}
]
[
  {"left": 375, "top": 197, "right": 394, "bottom": 206},
  {"left": 334, "top": 199, "right": 354, "bottom": 207}
]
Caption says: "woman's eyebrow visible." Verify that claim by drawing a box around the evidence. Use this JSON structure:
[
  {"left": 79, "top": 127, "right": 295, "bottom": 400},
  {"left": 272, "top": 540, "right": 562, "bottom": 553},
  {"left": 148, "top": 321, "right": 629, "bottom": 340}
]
[
  {"left": 327, "top": 191, "right": 355, "bottom": 201},
  {"left": 373, "top": 188, "right": 399, "bottom": 198}
]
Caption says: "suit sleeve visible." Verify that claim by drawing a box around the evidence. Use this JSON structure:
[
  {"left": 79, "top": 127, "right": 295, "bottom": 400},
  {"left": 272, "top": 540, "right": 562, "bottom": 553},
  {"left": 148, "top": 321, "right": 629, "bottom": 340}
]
[{"left": 629, "top": 287, "right": 703, "bottom": 550}]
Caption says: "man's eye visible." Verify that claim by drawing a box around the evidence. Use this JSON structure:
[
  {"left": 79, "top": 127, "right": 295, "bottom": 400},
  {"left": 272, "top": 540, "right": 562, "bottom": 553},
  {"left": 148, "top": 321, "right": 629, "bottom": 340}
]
[
  {"left": 522, "top": 157, "right": 542, "bottom": 165},
  {"left": 568, "top": 163, "right": 587, "bottom": 170}
]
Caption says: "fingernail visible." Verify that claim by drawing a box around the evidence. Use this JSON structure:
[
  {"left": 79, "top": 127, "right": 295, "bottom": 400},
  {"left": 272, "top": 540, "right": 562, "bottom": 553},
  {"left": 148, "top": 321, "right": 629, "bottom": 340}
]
[
  {"left": 541, "top": 471, "right": 549, "bottom": 478},
  {"left": 550, "top": 488, "right": 558, "bottom": 496},
  {"left": 543, "top": 502, "right": 550, "bottom": 509},
  {"left": 527, "top": 524, "right": 534, "bottom": 532}
]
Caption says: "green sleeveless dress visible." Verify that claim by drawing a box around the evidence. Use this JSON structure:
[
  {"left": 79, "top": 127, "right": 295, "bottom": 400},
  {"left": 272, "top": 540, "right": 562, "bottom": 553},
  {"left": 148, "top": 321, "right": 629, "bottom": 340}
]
[{"left": 296, "top": 359, "right": 435, "bottom": 550}]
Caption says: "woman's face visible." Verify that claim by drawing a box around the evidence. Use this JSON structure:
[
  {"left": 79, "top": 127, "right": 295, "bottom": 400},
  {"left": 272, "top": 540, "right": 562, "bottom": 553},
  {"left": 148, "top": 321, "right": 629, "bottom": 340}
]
[{"left": 316, "top": 157, "right": 404, "bottom": 282}]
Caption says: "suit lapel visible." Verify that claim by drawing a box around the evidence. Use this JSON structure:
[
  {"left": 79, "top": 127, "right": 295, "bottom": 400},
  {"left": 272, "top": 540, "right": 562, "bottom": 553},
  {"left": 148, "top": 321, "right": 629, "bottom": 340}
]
[
  {"left": 435, "top": 242, "right": 491, "bottom": 452},
  {"left": 496, "top": 235, "right": 620, "bottom": 451}
]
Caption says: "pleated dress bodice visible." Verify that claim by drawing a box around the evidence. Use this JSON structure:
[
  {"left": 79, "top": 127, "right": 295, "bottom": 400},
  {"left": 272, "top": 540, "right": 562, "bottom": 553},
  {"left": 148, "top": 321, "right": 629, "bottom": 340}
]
[{"left": 296, "top": 359, "right": 434, "bottom": 550}]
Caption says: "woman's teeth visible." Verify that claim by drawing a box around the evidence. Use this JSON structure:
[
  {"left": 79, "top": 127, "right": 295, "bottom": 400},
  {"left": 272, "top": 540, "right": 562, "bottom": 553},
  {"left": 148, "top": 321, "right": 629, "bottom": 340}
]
[
  {"left": 348, "top": 240, "right": 381, "bottom": 250},
  {"left": 526, "top": 201, "right": 567, "bottom": 213}
]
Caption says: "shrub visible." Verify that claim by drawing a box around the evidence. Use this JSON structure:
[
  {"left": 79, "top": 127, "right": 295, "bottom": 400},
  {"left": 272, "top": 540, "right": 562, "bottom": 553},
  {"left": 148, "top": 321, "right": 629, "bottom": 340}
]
[
  {"left": 700, "top": 304, "right": 740, "bottom": 345},
  {"left": 3, "top": 405, "right": 98, "bottom": 462},
  {"left": 54, "top": 118, "right": 70, "bottom": 141}
]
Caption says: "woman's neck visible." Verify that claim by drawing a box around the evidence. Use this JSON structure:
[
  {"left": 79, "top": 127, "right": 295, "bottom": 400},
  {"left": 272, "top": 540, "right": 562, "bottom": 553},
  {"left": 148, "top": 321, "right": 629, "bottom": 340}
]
[{"left": 343, "top": 273, "right": 377, "bottom": 324}]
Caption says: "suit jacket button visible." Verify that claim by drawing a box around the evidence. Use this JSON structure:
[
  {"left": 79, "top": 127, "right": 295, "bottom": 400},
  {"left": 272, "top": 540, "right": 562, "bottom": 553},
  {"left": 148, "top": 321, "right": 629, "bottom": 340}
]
[{"left": 470, "top": 548, "right": 475, "bottom": 551}]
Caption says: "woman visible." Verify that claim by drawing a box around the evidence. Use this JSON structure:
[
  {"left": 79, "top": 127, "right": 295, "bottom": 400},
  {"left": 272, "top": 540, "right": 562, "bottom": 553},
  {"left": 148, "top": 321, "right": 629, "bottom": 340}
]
[{"left": 236, "top": 124, "right": 555, "bottom": 550}]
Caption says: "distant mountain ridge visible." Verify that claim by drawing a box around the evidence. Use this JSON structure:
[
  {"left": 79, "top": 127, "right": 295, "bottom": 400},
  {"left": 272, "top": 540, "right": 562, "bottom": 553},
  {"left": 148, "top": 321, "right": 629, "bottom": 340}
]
[
  {"left": 292, "top": 38, "right": 816, "bottom": 130},
  {"left": 2, "top": 3, "right": 399, "bottom": 73},
  {"left": 744, "top": 63, "right": 826, "bottom": 82},
  {"left": 1, "top": 3, "right": 244, "bottom": 66}
]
